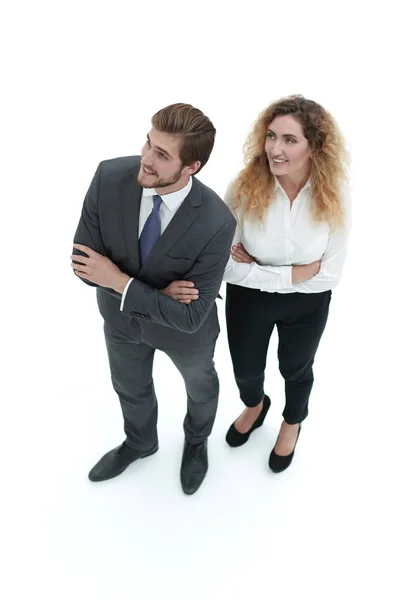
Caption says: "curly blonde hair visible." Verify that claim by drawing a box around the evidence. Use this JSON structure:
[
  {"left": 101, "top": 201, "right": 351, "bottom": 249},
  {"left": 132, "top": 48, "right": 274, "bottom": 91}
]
[{"left": 232, "top": 95, "right": 349, "bottom": 228}]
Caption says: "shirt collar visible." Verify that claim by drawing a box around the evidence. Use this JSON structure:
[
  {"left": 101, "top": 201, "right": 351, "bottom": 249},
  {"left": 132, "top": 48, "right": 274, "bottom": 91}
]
[{"left": 142, "top": 176, "right": 193, "bottom": 211}]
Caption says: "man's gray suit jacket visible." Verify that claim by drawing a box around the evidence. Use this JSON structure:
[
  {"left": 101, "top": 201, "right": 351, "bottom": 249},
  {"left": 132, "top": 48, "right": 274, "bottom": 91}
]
[{"left": 73, "top": 156, "right": 236, "bottom": 350}]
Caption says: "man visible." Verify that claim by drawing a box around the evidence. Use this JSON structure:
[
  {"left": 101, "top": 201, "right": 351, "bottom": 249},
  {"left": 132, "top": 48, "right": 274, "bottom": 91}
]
[{"left": 71, "top": 103, "right": 236, "bottom": 495}]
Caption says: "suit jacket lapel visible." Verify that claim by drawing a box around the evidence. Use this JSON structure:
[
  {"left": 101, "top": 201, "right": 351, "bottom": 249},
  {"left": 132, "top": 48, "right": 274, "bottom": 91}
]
[{"left": 123, "top": 165, "right": 142, "bottom": 275}]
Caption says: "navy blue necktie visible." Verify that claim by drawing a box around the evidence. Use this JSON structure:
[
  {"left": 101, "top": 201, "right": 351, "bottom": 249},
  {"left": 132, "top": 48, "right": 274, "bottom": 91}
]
[{"left": 139, "top": 194, "right": 163, "bottom": 265}]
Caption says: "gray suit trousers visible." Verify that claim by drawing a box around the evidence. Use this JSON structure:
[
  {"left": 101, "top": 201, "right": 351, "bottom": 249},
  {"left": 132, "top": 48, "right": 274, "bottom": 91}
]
[{"left": 104, "top": 322, "right": 220, "bottom": 450}]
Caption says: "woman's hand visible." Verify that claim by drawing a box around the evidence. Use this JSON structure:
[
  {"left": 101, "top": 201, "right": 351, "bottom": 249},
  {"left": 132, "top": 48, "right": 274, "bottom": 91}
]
[
  {"left": 292, "top": 260, "right": 322, "bottom": 283},
  {"left": 231, "top": 243, "right": 256, "bottom": 264}
]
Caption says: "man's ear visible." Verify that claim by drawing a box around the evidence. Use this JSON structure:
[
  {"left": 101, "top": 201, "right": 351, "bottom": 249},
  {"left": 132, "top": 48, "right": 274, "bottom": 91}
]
[{"left": 185, "top": 160, "right": 201, "bottom": 176}]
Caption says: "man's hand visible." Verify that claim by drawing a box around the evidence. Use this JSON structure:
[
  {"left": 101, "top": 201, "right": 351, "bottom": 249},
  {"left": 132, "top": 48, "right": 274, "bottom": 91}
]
[
  {"left": 161, "top": 280, "right": 199, "bottom": 304},
  {"left": 292, "top": 260, "right": 322, "bottom": 284},
  {"left": 71, "top": 244, "right": 130, "bottom": 293},
  {"left": 231, "top": 243, "right": 256, "bottom": 264}
]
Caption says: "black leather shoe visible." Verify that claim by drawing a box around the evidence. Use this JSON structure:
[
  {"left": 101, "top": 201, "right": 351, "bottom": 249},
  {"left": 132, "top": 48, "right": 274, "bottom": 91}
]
[
  {"left": 180, "top": 440, "right": 208, "bottom": 495},
  {"left": 225, "top": 395, "right": 271, "bottom": 447},
  {"left": 269, "top": 424, "right": 301, "bottom": 473},
  {"left": 88, "top": 441, "right": 158, "bottom": 482}
]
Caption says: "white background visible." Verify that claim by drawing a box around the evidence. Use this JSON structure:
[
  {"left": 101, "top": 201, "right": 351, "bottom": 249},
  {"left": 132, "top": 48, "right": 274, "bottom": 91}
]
[{"left": 2, "top": 1, "right": 399, "bottom": 598}]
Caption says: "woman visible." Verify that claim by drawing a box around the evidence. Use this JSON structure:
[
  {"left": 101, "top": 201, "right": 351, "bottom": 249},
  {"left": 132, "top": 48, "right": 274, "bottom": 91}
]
[{"left": 223, "top": 95, "right": 350, "bottom": 473}]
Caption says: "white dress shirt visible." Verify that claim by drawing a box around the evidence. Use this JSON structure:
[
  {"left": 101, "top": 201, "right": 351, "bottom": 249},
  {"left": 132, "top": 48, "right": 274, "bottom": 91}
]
[
  {"left": 120, "top": 177, "right": 193, "bottom": 310},
  {"left": 223, "top": 177, "right": 350, "bottom": 293}
]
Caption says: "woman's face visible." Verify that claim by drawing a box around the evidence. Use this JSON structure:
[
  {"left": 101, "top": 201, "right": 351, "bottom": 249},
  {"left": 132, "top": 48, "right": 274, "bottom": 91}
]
[{"left": 264, "top": 115, "right": 313, "bottom": 178}]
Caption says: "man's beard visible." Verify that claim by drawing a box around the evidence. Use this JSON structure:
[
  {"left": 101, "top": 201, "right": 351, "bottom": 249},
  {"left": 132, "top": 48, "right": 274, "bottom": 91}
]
[{"left": 137, "top": 165, "right": 184, "bottom": 189}]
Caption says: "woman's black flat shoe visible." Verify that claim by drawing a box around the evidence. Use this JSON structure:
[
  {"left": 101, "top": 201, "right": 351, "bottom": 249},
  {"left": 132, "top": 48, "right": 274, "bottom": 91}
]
[
  {"left": 226, "top": 395, "right": 271, "bottom": 448},
  {"left": 269, "top": 424, "right": 301, "bottom": 473}
]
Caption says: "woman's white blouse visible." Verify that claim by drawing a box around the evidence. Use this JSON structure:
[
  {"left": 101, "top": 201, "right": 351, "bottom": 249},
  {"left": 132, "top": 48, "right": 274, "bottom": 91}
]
[{"left": 223, "top": 178, "right": 350, "bottom": 293}]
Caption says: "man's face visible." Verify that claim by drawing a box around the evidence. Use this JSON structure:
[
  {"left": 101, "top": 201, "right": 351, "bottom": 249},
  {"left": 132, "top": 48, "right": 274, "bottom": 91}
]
[{"left": 138, "top": 128, "right": 195, "bottom": 193}]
